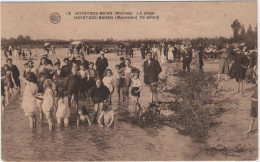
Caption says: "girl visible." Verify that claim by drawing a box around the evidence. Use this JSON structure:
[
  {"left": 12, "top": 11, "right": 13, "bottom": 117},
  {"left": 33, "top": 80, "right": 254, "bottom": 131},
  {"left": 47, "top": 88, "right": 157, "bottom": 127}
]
[
  {"left": 121, "top": 58, "right": 134, "bottom": 102},
  {"left": 42, "top": 79, "right": 55, "bottom": 130},
  {"left": 20, "top": 72, "right": 38, "bottom": 128},
  {"left": 89, "top": 78, "right": 110, "bottom": 123},
  {"left": 102, "top": 69, "right": 115, "bottom": 101},
  {"left": 3, "top": 64, "right": 17, "bottom": 104},
  {"left": 98, "top": 99, "right": 114, "bottom": 127},
  {"left": 130, "top": 70, "right": 142, "bottom": 115},
  {"left": 56, "top": 89, "right": 70, "bottom": 127},
  {"left": 78, "top": 64, "right": 88, "bottom": 98},
  {"left": 87, "top": 62, "right": 97, "bottom": 91}
]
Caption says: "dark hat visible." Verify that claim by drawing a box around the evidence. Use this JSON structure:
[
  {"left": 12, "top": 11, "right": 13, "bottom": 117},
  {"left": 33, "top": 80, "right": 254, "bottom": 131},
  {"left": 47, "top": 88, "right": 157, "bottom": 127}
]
[
  {"left": 120, "top": 57, "right": 125, "bottom": 61},
  {"left": 54, "top": 58, "right": 60, "bottom": 65},
  {"left": 6, "top": 58, "right": 12, "bottom": 62},
  {"left": 63, "top": 57, "right": 70, "bottom": 62}
]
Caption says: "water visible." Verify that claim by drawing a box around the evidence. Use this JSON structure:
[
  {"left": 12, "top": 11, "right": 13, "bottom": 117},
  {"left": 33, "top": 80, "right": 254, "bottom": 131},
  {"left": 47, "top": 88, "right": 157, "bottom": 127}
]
[
  {"left": 2, "top": 88, "right": 201, "bottom": 161},
  {"left": 2, "top": 49, "right": 201, "bottom": 161}
]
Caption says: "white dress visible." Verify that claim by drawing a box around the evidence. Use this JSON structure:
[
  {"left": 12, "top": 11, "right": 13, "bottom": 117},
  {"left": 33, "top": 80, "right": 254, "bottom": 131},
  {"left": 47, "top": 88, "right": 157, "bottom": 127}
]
[
  {"left": 160, "top": 47, "right": 166, "bottom": 64},
  {"left": 56, "top": 97, "right": 70, "bottom": 118},
  {"left": 168, "top": 47, "right": 174, "bottom": 61},
  {"left": 42, "top": 88, "right": 54, "bottom": 112},
  {"left": 103, "top": 76, "right": 114, "bottom": 93},
  {"left": 22, "top": 82, "right": 38, "bottom": 116}
]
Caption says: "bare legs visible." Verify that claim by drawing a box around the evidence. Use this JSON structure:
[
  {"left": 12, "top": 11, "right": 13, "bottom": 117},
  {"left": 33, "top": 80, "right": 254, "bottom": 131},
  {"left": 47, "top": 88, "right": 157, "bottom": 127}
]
[
  {"left": 28, "top": 115, "right": 36, "bottom": 129},
  {"left": 244, "top": 117, "right": 256, "bottom": 134}
]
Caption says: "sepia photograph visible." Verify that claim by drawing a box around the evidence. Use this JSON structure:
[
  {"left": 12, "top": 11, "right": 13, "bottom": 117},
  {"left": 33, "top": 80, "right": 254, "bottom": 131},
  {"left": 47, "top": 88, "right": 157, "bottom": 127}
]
[{"left": 1, "top": 1, "right": 258, "bottom": 161}]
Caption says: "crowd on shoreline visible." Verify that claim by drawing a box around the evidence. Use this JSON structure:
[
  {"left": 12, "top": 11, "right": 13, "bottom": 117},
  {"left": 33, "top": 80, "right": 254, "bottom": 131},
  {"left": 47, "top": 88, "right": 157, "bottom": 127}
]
[{"left": 1, "top": 41, "right": 258, "bottom": 134}]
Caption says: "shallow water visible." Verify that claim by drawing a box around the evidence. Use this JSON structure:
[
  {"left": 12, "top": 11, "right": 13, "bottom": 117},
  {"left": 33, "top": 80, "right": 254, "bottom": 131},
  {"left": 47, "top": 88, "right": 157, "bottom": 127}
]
[
  {"left": 2, "top": 49, "right": 201, "bottom": 161},
  {"left": 2, "top": 88, "right": 202, "bottom": 161}
]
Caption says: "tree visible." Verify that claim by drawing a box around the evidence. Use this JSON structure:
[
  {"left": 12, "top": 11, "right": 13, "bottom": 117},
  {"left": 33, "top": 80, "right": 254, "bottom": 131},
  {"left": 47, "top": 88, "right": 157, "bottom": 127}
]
[
  {"left": 247, "top": 24, "right": 254, "bottom": 37},
  {"left": 231, "top": 19, "right": 241, "bottom": 41},
  {"left": 240, "top": 25, "right": 246, "bottom": 42}
]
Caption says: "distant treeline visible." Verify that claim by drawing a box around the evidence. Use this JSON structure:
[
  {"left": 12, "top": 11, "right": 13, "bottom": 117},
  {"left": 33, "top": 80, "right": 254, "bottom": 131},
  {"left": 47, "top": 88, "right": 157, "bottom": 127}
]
[{"left": 1, "top": 19, "right": 257, "bottom": 50}]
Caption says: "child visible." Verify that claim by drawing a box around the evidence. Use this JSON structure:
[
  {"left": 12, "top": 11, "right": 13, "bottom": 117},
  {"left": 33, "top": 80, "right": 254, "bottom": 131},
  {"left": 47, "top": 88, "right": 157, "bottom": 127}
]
[
  {"left": 118, "top": 57, "right": 125, "bottom": 69},
  {"left": 244, "top": 66, "right": 258, "bottom": 134},
  {"left": 130, "top": 70, "right": 142, "bottom": 115},
  {"left": 1, "top": 79, "right": 6, "bottom": 113},
  {"left": 42, "top": 79, "right": 55, "bottom": 130},
  {"left": 114, "top": 65, "right": 124, "bottom": 104},
  {"left": 89, "top": 78, "right": 110, "bottom": 123},
  {"left": 3, "top": 64, "right": 17, "bottom": 104},
  {"left": 98, "top": 99, "right": 114, "bottom": 127},
  {"left": 102, "top": 69, "right": 115, "bottom": 101},
  {"left": 56, "top": 89, "right": 70, "bottom": 127},
  {"left": 77, "top": 106, "right": 92, "bottom": 126},
  {"left": 65, "top": 66, "right": 81, "bottom": 109},
  {"left": 87, "top": 62, "right": 97, "bottom": 91},
  {"left": 20, "top": 72, "right": 38, "bottom": 128},
  {"left": 78, "top": 64, "right": 88, "bottom": 98},
  {"left": 23, "top": 63, "right": 29, "bottom": 77}
]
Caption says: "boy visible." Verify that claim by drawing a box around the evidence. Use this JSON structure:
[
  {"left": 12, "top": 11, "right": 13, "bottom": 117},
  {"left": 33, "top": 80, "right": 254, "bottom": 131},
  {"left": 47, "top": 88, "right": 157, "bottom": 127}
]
[
  {"left": 65, "top": 66, "right": 81, "bottom": 109},
  {"left": 98, "top": 99, "right": 114, "bottom": 127},
  {"left": 115, "top": 65, "right": 124, "bottom": 104},
  {"left": 77, "top": 106, "right": 92, "bottom": 126},
  {"left": 118, "top": 57, "right": 126, "bottom": 69}
]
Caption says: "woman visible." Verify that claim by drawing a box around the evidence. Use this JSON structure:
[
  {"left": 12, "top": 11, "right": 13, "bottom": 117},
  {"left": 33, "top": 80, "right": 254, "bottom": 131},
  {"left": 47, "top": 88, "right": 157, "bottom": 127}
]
[
  {"left": 229, "top": 49, "right": 250, "bottom": 95},
  {"left": 167, "top": 44, "right": 174, "bottom": 62},
  {"left": 217, "top": 48, "right": 230, "bottom": 82},
  {"left": 89, "top": 78, "right": 110, "bottom": 123},
  {"left": 160, "top": 42, "right": 167, "bottom": 64}
]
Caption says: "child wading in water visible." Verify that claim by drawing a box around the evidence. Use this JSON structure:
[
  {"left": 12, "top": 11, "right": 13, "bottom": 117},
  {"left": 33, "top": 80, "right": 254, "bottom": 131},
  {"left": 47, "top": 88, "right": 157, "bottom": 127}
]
[
  {"left": 102, "top": 69, "right": 115, "bottom": 101},
  {"left": 56, "top": 89, "right": 70, "bottom": 127},
  {"left": 20, "top": 72, "right": 38, "bottom": 128},
  {"left": 66, "top": 66, "right": 81, "bottom": 109},
  {"left": 77, "top": 106, "right": 92, "bottom": 126},
  {"left": 98, "top": 99, "right": 114, "bottom": 127},
  {"left": 42, "top": 79, "right": 55, "bottom": 130},
  {"left": 89, "top": 78, "right": 110, "bottom": 123},
  {"left": 87, "top": 62, "right": 97, "bottom": 92},
  {"left": 79, "top": 64, "right": 88, "bottom": 98},
  {"left": 130, "top": 70, "right": 142, "bottom": 115},
  {"left": 3, "top": 64, "right": 17, "bottom": 104}
]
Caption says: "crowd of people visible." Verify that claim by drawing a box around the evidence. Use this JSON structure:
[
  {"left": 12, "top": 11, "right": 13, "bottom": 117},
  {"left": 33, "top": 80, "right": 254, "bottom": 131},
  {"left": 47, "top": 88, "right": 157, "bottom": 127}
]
[
  {"left": 1, "top": 46, "right": 163, "bottom": 131},
  {"left": 1, "top": 41, "right": 258, "bottom": 134}
]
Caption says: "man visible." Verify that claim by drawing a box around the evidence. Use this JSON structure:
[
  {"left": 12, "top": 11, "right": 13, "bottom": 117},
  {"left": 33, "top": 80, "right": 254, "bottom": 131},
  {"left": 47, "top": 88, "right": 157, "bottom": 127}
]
[
  {"left": 140, "top": 43, "right": 146, "bottom": 59},
  {"left": 73, "top": 54, "right": 89, "bottom": 70},
  {"left": 143, "top": 52, "right": 162, "bottom": 106},
  {"left": 95, "top": 51, "right": 108, "bottom": 79},
  {"left": 40, "top": 54, "right": 53, "bottom": 66},
  {"left": 61, "top": 57, "right": 74, "bottom": 78},
  {"left": 197, "top": 43, "right": 204, "bottom": 71},
  {"left": 182, "top": 44, "right": 193, "bottom": 72},
  {"left": 7, "top": 58, "right": 21, "bottom": 92}
]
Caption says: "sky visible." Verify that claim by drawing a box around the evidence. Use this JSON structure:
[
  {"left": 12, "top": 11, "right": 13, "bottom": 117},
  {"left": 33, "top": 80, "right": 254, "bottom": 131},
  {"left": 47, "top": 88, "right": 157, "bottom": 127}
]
[{"left": 1, "top": 1, "right": 257, "bottom": 40}]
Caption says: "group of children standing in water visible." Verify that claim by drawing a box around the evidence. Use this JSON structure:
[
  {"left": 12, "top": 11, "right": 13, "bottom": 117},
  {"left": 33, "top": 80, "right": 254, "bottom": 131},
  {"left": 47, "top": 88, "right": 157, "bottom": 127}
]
[{"left": 3, "top": 52, "right": 143, "bottom": 130}]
